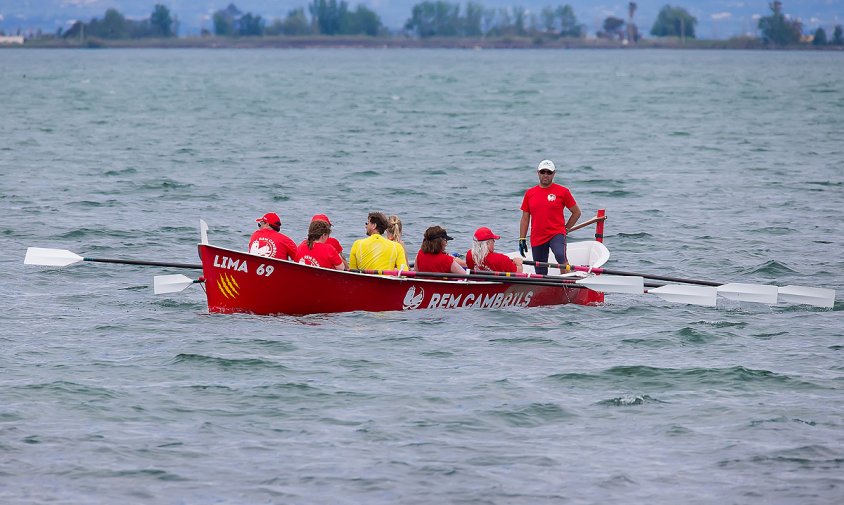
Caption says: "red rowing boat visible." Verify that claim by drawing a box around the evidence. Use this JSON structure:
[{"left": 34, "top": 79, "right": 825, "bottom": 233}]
[
  {"left": 25, "top": 208, "right": 837, "bottom": 312},
  {"left": 197, "top": 243, "right": 604, "bottom": 315}
]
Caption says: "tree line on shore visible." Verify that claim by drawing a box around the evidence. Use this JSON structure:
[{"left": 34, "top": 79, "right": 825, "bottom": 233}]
[{"left": 14, "top": 1, "right": 844, "bottom": 47}]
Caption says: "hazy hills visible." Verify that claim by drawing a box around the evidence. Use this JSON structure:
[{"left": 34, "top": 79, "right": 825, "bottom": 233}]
[{"left": 1, "top": 0, "right": 841, "bottom": 39}]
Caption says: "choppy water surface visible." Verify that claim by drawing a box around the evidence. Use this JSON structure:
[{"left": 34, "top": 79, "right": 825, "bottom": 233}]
[{"left": 1, "top": 49, "right": 842, "bottom": 504}]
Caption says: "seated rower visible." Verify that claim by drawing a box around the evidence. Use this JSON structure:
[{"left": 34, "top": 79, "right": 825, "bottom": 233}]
[
  {"left": 350, "top": 212, "right": 409, "bottom": 271},
  {"left": 466, "top": 226, "right": 523, "bottom": 273},
  {"left": 414, "top": 226, "right": 465, "bottom": 274},
  {"left": 385, "top": 215, "right": 406, "bottom": 250},
  {"left": 249, "top": 212, "right": 297, "bottom": 261},
  {"left": 305, "top": 213, "right": 348, "bottom": 269},
  {"left": 297, "top": 220, "right": 346, "bottom": 270}
]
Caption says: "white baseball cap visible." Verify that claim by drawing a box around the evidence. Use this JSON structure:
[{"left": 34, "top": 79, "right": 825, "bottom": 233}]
[{"left": 537, "top": 159, "right": 556, "bottom": 172}]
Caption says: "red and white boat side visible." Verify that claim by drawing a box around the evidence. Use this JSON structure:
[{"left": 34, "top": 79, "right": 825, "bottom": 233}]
[{"left": 197, "top": 244, "right": 604, "bottom": 315}]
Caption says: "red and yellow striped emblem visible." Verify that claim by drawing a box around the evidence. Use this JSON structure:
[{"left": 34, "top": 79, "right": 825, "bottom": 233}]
[{"left": 216, "top": 272, "right": 240, "bottom": 299}]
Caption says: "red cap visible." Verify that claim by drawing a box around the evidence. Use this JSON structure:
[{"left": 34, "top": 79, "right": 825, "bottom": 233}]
[
  {"left": 256, "top": 212, "right": 281, "bottom": 227},
  {"left": 474, "top": 227, "right": 500, "bottom": 241},
  {"left": 311, "top": 214, "right": 332, "bottom": 226}
]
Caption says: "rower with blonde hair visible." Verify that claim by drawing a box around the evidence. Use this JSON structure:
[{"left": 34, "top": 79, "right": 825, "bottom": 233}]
[
  {"left": 466, "top": 226, "right": 523, "bottom": 273},
  {"left": 385, "top": 215, "right": 405, "bottom": 248}
]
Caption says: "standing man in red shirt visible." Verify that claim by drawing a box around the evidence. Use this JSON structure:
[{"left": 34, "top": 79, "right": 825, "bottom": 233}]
[
  {"left": 248, "top": 212, "right": 297, "bottom": 261},
  {"left": 519, "top": 160, "right": 581, "bottom": 275}
]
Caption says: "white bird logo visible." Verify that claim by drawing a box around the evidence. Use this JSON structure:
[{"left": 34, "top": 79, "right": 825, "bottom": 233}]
[{"left": 403, "top": 286, "right": 424, "bottom": 310}]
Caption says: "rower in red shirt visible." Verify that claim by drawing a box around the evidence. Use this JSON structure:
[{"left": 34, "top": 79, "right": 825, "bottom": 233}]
[
  {"left": 465, "top": 226, "right": 523, "bottom": 273},
  {"left": 297, "top": 220, "right": 346, "bottom": 270},
  {"left": 414, "top": 226, "right": 465, "bottom": 274},
  {"left": 302, "top": 213, "right": 348, "bottom": 269},
  {"left": 248, "top": 212, "right": 297, "bottom": 261}
]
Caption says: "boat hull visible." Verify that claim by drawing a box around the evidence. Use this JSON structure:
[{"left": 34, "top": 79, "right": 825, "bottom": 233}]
[{"left": 198, "top": 244, "right": 603, "bottom": 315}]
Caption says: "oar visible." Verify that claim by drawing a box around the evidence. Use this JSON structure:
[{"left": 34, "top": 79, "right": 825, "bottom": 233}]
[
  {"left": 25, "top": 247, "right": 202, "bottom": 269},
  {"left": 354, "top": 269, "right": 718, "bottom": 306},
  {"left": 646, "top": 285, "right": 718, "bottom": 307},
  {"left": 567, "top": 214, "right": 607, "bottom": 233},
  {"left": 354, "top": 268, "right": 590, "bottom": 289},
  {"left": 778, "top": 285, "right": 835, "bottom": 309},
  {"left": 154, "top": 274, "right": 204, "bottom": 294},
  {"left": 457, "top": 269, "right": 647, "bottom": 294},
  {"left": 525, "top": 259, "right": 834, "bottom": 308},
  {"left": 457, "top": 271, "right": 716, "bottom": 305}
]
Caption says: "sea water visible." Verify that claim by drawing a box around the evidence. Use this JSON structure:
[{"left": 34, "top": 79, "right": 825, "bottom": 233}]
[{"left": 1, "top": 48, "right": 842, "bottom": 504}]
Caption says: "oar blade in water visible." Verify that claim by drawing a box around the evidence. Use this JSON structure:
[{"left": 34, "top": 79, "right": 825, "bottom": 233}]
[
  {"left": 717, "top": 283, "right": 779, "bottom": 304},
  {"left": 576, "top": 275, "right": 644, "bottom": 294},
  {"left": 778, "top": 285, "right": 835, "bottom": 308},
  {"left": 154, "top": 274, "right": 196, "bottom": 295},
  {"left": 648, "top": 285, "right": 718, "bottom": 307},
  {"left": 24, "top": 247, "right": 84, "bottom": 267}
]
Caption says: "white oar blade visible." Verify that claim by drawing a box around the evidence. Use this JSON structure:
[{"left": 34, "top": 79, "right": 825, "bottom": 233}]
[
  {"left": 648, "top": 285, "right": 718, "bottom": 307},
  {"left": 576, "top": 275, "right": 644, "bottom": 294},
  {"left": 717, "top": 283, "right": 779, "bottom": 304},
  {"left": 778, "top": 285, "right": 835, "bottom": 308},
  {"left": 24, "top": 247, "right": 84, "bottom": 267},
  {"left": 154, "top": 274, "right": 196, "bottom": 295}
]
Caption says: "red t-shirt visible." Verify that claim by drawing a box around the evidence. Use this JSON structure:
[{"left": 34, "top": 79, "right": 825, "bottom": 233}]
[
  {"left": 466, "top": 250, "right": 517, "bottom": 273},
  {"left": 299, "top": 237, "right": 343, "bottom": 255},
  {"left": 415, "top": 250, "right": 456, "bottom": 273},
  {"left": 296, "top": 241, "right": 343, "bottom": 269},
  {"left": 248, "top": 229, "right": 297, "bottom": 261},
  {"left": 520, "top": 183, "right": 577, "bottom": 246}
]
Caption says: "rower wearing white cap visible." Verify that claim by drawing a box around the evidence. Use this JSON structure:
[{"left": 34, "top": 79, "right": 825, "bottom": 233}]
[{"left": 518, "top": 160, "right": 581, "bottom": 275}]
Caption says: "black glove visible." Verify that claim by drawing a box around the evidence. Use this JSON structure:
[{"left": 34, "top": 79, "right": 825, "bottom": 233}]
[{"left": 518, "top": 238, "right": 528, "bottom": 257}]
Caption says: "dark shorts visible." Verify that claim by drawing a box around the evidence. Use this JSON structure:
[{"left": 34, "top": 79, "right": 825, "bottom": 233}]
[{"left": 531, "top": 235, "right": 566, "bottom": 275}]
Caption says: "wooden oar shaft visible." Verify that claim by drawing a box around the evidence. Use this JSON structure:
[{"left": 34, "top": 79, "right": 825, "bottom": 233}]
[
  {"left": 525, "top": 260, "right": 720, "bottom": 287},
  {"left": 85, "top": 257, "right": 203, "bottom": 269},
  {"left": 568, "top": 214, "right": 606, "bottom": 233}
]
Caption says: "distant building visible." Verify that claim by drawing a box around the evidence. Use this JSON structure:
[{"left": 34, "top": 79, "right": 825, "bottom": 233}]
[{"left": 0, "top": 35, "right": 24, "bottom": 44}]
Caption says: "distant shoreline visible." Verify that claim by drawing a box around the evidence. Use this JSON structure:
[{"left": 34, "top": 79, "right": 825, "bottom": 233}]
[{"left": 9, "top": 35, "right": 844, "bottom": 51}]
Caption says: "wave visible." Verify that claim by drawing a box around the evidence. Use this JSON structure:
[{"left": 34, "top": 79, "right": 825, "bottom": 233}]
[
  {"left": 591, "top": 190, "right": 633, "bottom": 197},
  {"left": 676, "top": 326, "right": 721, "bottom": 344},
  {"left": 741, "top": 260, "right": 797, "bottom": 276},
  {"left": 805, "top": 180, "right": 842, "bottom": 187},
  {"left": 615, "top": 232, "right": 652, "bottom": 239},
  {"left": 17, "top": 380, "right": 119, "bottom": 399},
  {"left": 103, "top": 168, "right": 137, "bottom": 176},
  {"left": 352, "top": 170, "right": 380, "bottom": 177},
  {"left": 65, "top": 199, "right": 120, "bottom": 208},
  {"left": 549, "top": 365, "right": 823, "bottom": 390},
  {"left": 58, "top": 228, "right": 137, "bottom": 239},
  {"left": 137, "top": 180, "right": 194, "bottom": 191},
  {"left": 170, "top": 353, "right": 287, "bottom": 370},
  {"left": 484, "top": 402, "right": 574, "bottom": 427}
]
